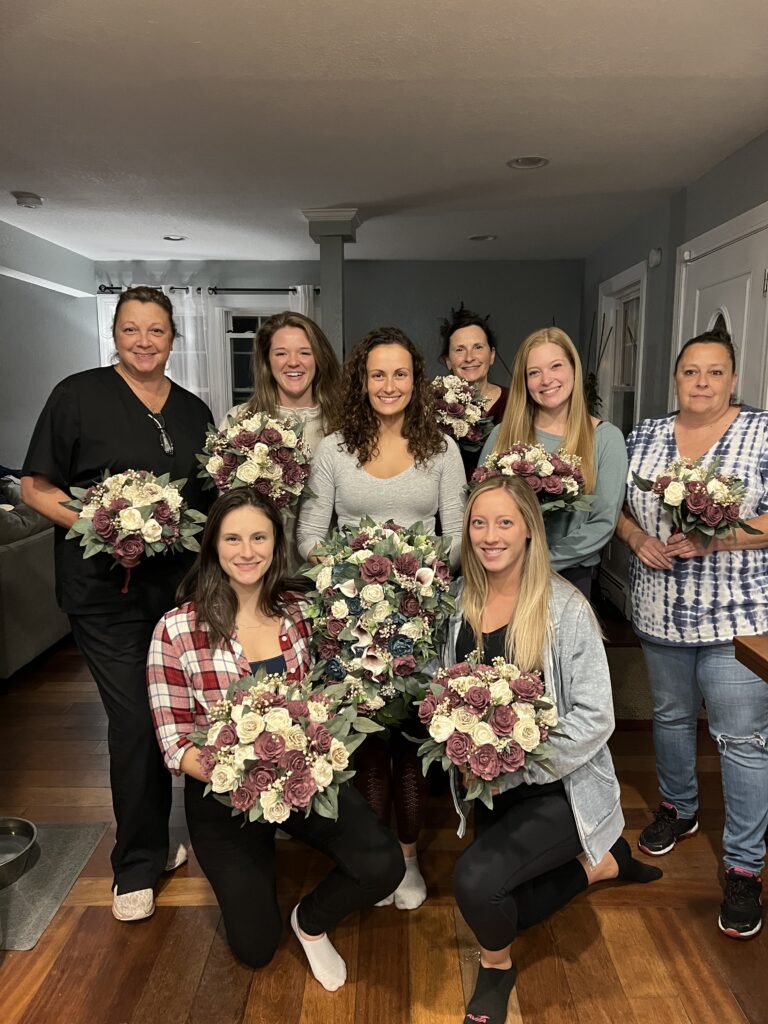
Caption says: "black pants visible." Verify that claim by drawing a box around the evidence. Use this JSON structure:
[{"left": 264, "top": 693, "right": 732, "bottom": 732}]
[
  {"left": 353, "top": 725, "right": 429, "bottom": 845},
  {"left": 559, "top": 564, "right": 593, "bottom": 601},
  {"left": 453, "top": 782, "right": 587, "bottom": 951},
  {"left": 70, "top": 613, "right": 172, "bottom": 893},
  {"left": 185, "top": 778, "right": 405, "bottom": 968}
]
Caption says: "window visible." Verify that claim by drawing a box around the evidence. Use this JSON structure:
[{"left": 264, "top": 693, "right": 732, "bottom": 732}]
[
  {"left": 227, "top": 312, "right": 274, "bottom": 409},
  {"left": 596, "top": 261, "right": 647, "bottom": 435}
]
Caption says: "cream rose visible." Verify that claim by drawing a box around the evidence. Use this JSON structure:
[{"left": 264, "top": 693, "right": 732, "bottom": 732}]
[
  {"left": 141, "top": 518, "right": 163, "bottom": 543},
  {"left": 429, "top": 715, "right": 455, "bottom": 743},
  {"left": 329, "top": 739, "right": 350, "bottom": 771},
  {"left": 236, "top": 712, "right": 265, "bottom": 742},
  {"left": 470, "top": 721, "right": 496, "bottom": 746},
  {"left": 489, "top": 679, "right": 514, "bottom": 705},
  {"left": 663, "top": 481, "right": 686, "bottom": 507},
  {"left": 233, "top": 746, "right": 252, "bottom": 772},
  {"left": 210, "top": 763, "right": 239, "bottom": 793},
  {"left": 206, "top": 721, "right": 226, "bottom": 745},
  {"left": 261, "top": 789, "right": 291, "bottom": 824},
  {"left": 206, "top": 455, "right": 224, "bottom": 475},
  {"left": 707, "top": 479, "right": 729, "bottom": 502},
  {"left": 331, "top": 599, "right": 349, "bottom": 619},
  {"left": 513, "top": 718, "right": 541, "bottom": 752},
  {"left": 452, "top": 419, "right": 469, "bottom": 438},
  {"left": 284, "top": 725, "right": 308, "bottom": 751},
  {"left": 307, "top": 700, "right": 329, "bottom": 722},
  {"left": 80, "top": 504, "right": 97, "bottom": 520},
  {"left": 360, "top": 583, "right": 384, "bottom": 606},
  {"left": 370, "top": 601, "right": 391, "bottom": 623},
  {"left": 512, "top": 701, "right": 535, "bottom": 720},
  {"left": 311, "top": 758, "right": 334, "bottom": 790},
  {"left": 538, "top": 705, "right": 559, "bottom": 728},
  {"left": 164, "top": 488, "right": 183, "bottom": 510},
  {"left": 235, "top": 461, "right": 260, "bottom": 484},
  {"left": 400, "top": 619, "right": 425, "bottom": 640},
  {"left": 538, "top": 459, "right": 554, "bottom": 477},
  {"left": 316, "top": 566, "right": 333, "bottom": 591},
  {"left": 119, "top": 507, "right": 143, "bottom": 532},
  {"left": 452, "top": 706, "right": 478, "bottom": 732},
  {"left": 263, "top": 708, "right": 292, "bottom": 734},
  {"left": 281, "top": 429, "right": 297, "bottom": 447}
]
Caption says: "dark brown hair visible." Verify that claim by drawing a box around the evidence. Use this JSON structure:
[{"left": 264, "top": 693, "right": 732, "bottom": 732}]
[
  {"left": 674, "top": 328, "right": 736, "bottom": 374},
  {"left": 112, "top": 286, "right": 176, "bottom": 339},
  {"left": 177, "top": 489, "right": 299, "bottom": 647},
  {"left": 338, "top": 327, "right": 446, "bottom": 466},
  {"left": 439, "top": 302, "right": 497, "bottom": 362}
]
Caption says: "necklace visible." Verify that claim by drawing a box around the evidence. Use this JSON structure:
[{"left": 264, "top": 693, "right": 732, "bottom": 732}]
[{"left": 114, "top": 364, "right": 170, "bottom": 414}]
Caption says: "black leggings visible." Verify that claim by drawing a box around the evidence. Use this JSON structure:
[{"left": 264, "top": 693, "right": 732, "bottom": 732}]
[
  {"left": 185, "top": 778, "right": 404, "bottom": 968},
  {"left": 352, "top": 728, "right": 429, "bottom": 845},
  {"left": 454, "top": 782, "right": 587, "bottom": 951}
]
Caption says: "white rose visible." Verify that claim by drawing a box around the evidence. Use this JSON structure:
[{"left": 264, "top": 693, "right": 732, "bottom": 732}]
[
  {"left": 210, "top": 763, "right": 239, "bottom": 793},
  {"left": 443, "top": 389, "right": 458, "bottom": 403},
  {"left": 250, "top": 443, "right": 270, "bottom": 462},
  {"left": 360, "top": 583, "right": 384, "bottom": 606},
  {"left": 307, "top": 700, "right": 329, "bottom": 722},
  {"left": 281, "top": 429, "right": 297, "bottom": 447},
  {"left": 141, "top": 518, "right": 163, "bottom": 543},
  {"left": 338, "top": 579, "right": 358, "bottom": 598},
  {"left": 235, "top": 461, "right": 259, "bottom": 484},
  {"left": 452, "top": 420, "right": 469, "bottom": 438},
  {"left": 141, "top": 483, "right": 164, "bottom": 503},
  {"left": 311, "top": 758, "right": 334, "bottom": 791},
  {"left": 263, "top": 708, "right": 292, "bottom": 734},
  {"left": 538, "top": 705, "right": 559, "bottom": 728},
  {"left": 206, "top": 721, "right": 225, "bottom": 745},
  {"left": 663, "top": 481, "right": 686, "bottom": 507},
  {"left": 512, "top": 701, "right": 535, "bottom": 720},
  {"left": 707, "top": 479, "right": 729, "bottom": 502},
  {"left": 164, "top": 487, "right": 183, "bottom": 510},
  {"left": 471, "top": 721, "right": 496, "bottom": 746},
  {"left": 538, "top": 459, "right": 554, "bottom": 477},
  {"left": 329, "top": 739, "right": 350, "bottom": 771},
  {"left": 400, "top": 619, "right": 425, "bottom": 640},
  {"left": 236, "top": 712, "right": 264, "bottom": 742},
  {"left": 206, "top": 455, "right": 224, "bottom": 475},
  {"left": 80, "top": 504, "right": 97, "bottom": 520},
  {"left": 452, "top": 707, "right": 478, "bottom": 733},
  {"left": 465, "top": 406, "right": 481, "bottom": 424},
  {"left": 316, "top": 566, "right": 333, "bottom": 591},
  {"left": 263, "top": 461, "right": 283, "bottom": 481},
  {"left": 119, "top": 507, "right": 143, "bottom": 532},
  {"left": 331, "top": 599, "right": 349, "bottom": 619},
  {"left": 261, "top": 789, "right": 291, "bottom": 824},
  {"left": 233, "top": 746, "right": 253, "bottom": 772},
  {"left": 349, "top": 549, "right": 373, "bottom": 563},
  {"left": 429, "top": 715, "right": 455, "bottom": 743},
  {"left": 371, "top": 601, "right": 391, "bottom": 623},
  {"left": 489, "top": 680, "right": 514, "bottom": 705},
  {"left": 284, "top": 724, "right": 308, "bottom": 751},
  {"left": 513, "top": 718, "right": 541, "bottom": 752}
]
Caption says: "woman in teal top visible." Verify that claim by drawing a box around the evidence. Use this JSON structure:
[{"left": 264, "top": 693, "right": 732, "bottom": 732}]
[{"left": 478, "top": 327, "right": 627, "bottom": 599}]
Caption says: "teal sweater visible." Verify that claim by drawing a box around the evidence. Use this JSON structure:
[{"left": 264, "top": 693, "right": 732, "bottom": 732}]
[{"left": 478, "top": 422, "right": 628, "bottom": 571}]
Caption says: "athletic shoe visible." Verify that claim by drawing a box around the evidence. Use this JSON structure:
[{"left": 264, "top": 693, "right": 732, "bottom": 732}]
[
  {"left": 718, "top": 869, "right": 762, "bottom": 939},
  {"left": 112, "top": 886, "right": 154, "bottom": 922},
  {"left": 638, "top": 802, "right": 699, "bottom": 856}
]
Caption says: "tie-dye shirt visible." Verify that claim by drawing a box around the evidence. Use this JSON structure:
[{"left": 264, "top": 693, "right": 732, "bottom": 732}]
[{"left": 625, "top": 408, "right": 768, "bottom": 646}]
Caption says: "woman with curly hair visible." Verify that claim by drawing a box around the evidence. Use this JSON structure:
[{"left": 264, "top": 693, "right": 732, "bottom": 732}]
[{"left": 297, "top": 326, "right": 465, "bottom": 910}]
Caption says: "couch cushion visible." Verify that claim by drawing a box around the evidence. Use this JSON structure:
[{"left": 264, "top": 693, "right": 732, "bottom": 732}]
[{"left": 0, "top": 502, "right": 51, "bottom": 545}]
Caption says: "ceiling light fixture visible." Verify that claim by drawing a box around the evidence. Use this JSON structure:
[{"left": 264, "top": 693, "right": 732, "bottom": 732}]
[
  {"left": 163, "top": 234, "right": 187, "bottom": 241},
  {"left": 506, "top": 156, "right": 549, "bottom": 170},
  {"left": 11, "top": 190, "right": 44, "bottom": 209},
  {"left": 468, "top": 234, "right": 498, "bottom": 242}
]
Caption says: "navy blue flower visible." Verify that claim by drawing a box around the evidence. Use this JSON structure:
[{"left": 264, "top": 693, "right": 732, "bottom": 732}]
[
  {"left": 388, "top": 634, "right": 414, "bottom": 657},
  {"left": 347, "top": 597, "right": 362, "bottom": 615},
  {"left": 324, "top": 657, "right": 346, "bottom": 681}
]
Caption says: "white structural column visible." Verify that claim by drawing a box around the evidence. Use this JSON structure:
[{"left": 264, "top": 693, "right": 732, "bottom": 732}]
[{"left": 302, "top": 208, "right": 360, "bottom": 362}]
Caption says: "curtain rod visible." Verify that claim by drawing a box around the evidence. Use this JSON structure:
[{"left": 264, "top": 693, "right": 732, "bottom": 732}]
[{"left": 97, "top": 285, "right": 320, "bottom": 295}]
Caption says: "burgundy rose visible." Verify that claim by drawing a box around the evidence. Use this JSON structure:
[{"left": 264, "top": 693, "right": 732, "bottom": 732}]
[
  {"left": 466, "top": 427, "right": 481, "bottom": 442},
  {"left": 281, "top": 462, "right": 303, "bottom": 485},
  {"left": 307, "top": 723, "right": 332, "bottom": 753},
  {"left": 273, "top": 446, "right": 293, "bottom": 465},
  {"left": 526, "top": 475, "right": 543, "bottom": 493},
  {"left": 109, "top": 497, "right": 130, "bottom": 512},
  {"left": 92, "top": 507, "right": 117, "bottom": 541},
  {"left": 253, "top": 731, "right": 285, "bottom": 762},
  {"left": 114, "top": 534, "right": 145, "bottom": 568},
  {"left": 215, "top": 723, "right": 238, "bottom": 749},
  {"left": 465, "top": 685, "right": 491, "bottom": 712},
  {"left": 361, "top": 554, "right": 393, "bottom": 583},
  {"left": 153, "top": 501, "right": 174, "bottom": 525},
  {"left": 550, "top": 456, "right": 569, "bottom": 474},
  {"left": 197, "top": 747, "right": 217, "bottom": 776},
  {"left": 230, "top": 783, "right": 258, "bottom": 811},
  {"left": 445, "top": 730, "right": 473, "bottom": 766},
  {"left": 513, "top": 459, "right": 536, "bottom": 476},
  {"left": 652, "top": 474, "right": 672, "bottom": 496},
  {"left": 432, "top": 559, "right": 450, "bottom": 583},
  {"left": 541, "top": 475, "right": 564, "bottom": 495},
  {"left": 399, "top": 593, "right": 421, "bottom": 617},
  {"left": 471, "top": 467, "right": 496, "bottom": 484},
  {"left": 489, "top": 704, "right": 518, "bottom": 737},
  {"left": 326, "top": 617, "right": 346, "bottom": 639},
  {"left": 417, "top": 693, "right": 438, "bottom": 724},
  {"left": 286, "top": 699, "right": 309, "bottom": 719},
  {"left": 725, "top": 502, "right": 741, "bottom": 523},
  {"left": 316, "top": 636, "right": 341, "bottom": 660},
  {"left": 510, "top": 444, "right": 528, "bottom": 455},
  {"left": 498, "top": 741, "right": 525, "bottom": 773},
  {"left": 260, "top": 692, "right": 287, "bottom": 707},
  {"left": 260, "top": 427, "right": 283, "bottom": 445},
  {"left": 283, "top": 770, "right": 318, "bottom": 808},
  {"left": 512, "top": 673, "right": 545, "bottom": 700},
  {"left": 350, "top": 531, "right": 371, "bottom": 551},
  {"left": 444, "top": 661, "right": 473, "bottom": 679},
  {"left": 539, "top": 726, "right": 549, "bottom": 742},
  {"left": 214, "top": 470, "right": 231, "bottom": 490},
  {"left": 446, "top": 402, "right": 465, "bottom": 417},
  {"left": 278, "top": 749, "right": 307, "bottom": 772},
  {"left": 469, "top": 744, "right": 500, "bottom": 781},
  {"left": 253, "top": 479, "right": 272, "bottom": 496},
  {"left": 248, "top": 765, "right": 277, "bottom": 792},
  {"left": 702, "top": 503, "right": 725, "bottom": 527},
  {"left": 393, "top": 553, "right": 419, "bottom": 578},
  {"left": 222, "top": 452, "right": 238, "bottom": 472},
  {"left": 685, "top": 488, "right": 709, "bottom": 514},
  {"left": 273, "top": 491, "right": 291, "bottom": 509},
  {"left": 393, "top": 655, "right": 417, "bottom": 677},
  {"left": 233, "top": 430, "right": 259, "bottom": 449}
]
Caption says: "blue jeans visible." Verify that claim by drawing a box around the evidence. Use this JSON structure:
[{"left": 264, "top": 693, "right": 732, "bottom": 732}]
[{"left": 640, "top": 639, "right": 768, "bottom": 875}]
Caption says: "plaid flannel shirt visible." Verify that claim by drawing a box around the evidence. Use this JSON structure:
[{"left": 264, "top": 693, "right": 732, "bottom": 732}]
[{"left": 147, "top": 597, "right": 312, "bottom": 772}]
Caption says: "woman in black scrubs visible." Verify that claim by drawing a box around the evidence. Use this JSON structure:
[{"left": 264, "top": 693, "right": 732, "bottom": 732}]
[{"left": 21, "top": 286, "right": 212, "bottom": 921}]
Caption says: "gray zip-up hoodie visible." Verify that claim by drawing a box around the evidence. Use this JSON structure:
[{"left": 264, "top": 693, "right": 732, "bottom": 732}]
[{"left": 443, "top": 575, "right": 624, "bottom": 866}]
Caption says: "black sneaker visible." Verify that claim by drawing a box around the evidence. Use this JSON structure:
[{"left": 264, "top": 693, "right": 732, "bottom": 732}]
[
  {"left": 719, "top": 869, "right": 763, "bottom": 939},
  {"left": 638, "top": 802, "right": 699, "bottom": 856}
]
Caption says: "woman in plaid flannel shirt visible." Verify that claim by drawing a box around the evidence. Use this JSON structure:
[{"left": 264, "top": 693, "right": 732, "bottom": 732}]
[{"left": 147, "top": 489, "right": 404, "bottom": 988}]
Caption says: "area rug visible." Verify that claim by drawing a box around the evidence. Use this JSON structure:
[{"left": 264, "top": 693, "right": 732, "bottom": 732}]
[{"left": 0, "top": 821, "right": 109, "bottom": 950}]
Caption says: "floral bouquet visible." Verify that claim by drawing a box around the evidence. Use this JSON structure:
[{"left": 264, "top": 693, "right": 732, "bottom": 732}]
[
  {"left": 416, "top": 657, "right": 557, "bottom": 808},
  {"left": 430, "top": 375, "right": 494, "bottom": 450},
  {"left": 632, "top": 456, "right": 761, "bottom": 547},
  {"left": 197, "top": 411, "right": 312, "bottom": 514},
  {"left": 64, "top": 469, "right": 206, "bottom": 592},
  {"left": 190, "top": 670, "right": 381, "bottom": 823},
  {"left": 471, "top": 443, "right": 591, "bottom": 514},
  {"left": 303, "top": 518, "right": 455, "bottom": 726}
]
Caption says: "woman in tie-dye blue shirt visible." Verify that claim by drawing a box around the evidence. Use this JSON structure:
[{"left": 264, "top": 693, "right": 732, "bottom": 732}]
[{"left": 617, "top": 330, "right": 768, "bottom": 941}]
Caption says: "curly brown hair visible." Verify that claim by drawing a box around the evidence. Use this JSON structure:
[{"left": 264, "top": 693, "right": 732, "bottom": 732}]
[{"left": 338, "top": 327, "right": 446, "bottom": 465}]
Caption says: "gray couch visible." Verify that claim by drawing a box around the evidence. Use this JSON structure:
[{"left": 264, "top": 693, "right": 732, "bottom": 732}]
[{"left": 0, "top": 477, "right": 70, "bottom": 678}]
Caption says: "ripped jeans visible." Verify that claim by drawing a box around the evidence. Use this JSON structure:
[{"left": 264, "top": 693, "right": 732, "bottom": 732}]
[{"left": 640, "top": 639, "right": 768, "bottom": 875}]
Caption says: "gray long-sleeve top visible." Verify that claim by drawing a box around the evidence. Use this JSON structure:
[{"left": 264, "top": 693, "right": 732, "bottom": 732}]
[{"left": 296, "top": 431, "right": 466, "bottom": 566}]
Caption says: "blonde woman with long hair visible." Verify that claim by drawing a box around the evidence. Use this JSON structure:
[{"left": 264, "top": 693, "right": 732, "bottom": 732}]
[
  {"left": 446, "top": 475, "right": 660, "bottom": 1024},
  {"left": 478, "top": 327, "right": 627, "bottom": 599}
]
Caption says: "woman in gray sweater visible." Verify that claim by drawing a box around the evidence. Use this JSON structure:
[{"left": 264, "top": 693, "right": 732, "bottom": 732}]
[
  {"left": 297, "top": 326, "right": 465, "bottom": 910},
  {"left": 448, "top": 474, "right": 660, "bottom": 1024}
]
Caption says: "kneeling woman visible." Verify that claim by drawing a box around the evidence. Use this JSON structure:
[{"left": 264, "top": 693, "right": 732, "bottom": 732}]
[
  {"left": 147, "top": 490, "right": 404, "bottom": 986},
  {"left": 447, "top": 476, "right": 660, "bottom": 1024}
]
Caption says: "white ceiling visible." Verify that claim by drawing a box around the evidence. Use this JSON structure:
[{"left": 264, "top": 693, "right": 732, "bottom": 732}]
[{"left": 2, "top": 0, "right": 768, "bottom": 262}]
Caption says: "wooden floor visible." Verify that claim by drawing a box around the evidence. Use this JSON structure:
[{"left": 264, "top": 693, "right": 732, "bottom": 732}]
[{"left": 0, "top": 640, "right": 764, "bottom": 1024}]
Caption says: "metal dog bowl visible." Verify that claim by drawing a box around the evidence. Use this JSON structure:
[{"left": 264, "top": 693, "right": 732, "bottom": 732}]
[{"left": 0, "top": 817, "right": 37, "bottom": 889}]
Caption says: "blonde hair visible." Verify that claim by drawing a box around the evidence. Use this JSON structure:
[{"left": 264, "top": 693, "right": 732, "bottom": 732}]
[
  {"left": 245, "top": 312, "right": 341, "bottom": 434},
  {"left": 460, "top": 476, "right": 553, "bottom": 673},
  {"left": 494, "top": 328, "right": 596, "bottom": 491}
]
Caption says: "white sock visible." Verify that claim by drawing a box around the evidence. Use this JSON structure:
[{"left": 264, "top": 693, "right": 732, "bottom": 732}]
[
  {"left": 290, "top": 904, "right": 347, "bottom": 991},
  {"left": 394, "top": 855, "right": 427, "bottom": 910},
  {"left": 374, "top": 891, "right": 395, "bottom": 907}
]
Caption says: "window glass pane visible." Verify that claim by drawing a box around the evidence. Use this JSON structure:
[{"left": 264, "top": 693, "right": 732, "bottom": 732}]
[
  {"left": 615, "top": 296, "right": 639, "bottom": 388},
  {"left": 231, "top": 315, "right": 263, "bottom": 333}
]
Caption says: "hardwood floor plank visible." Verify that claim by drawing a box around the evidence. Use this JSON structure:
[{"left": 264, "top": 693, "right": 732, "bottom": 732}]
[
  {"left": 0, "top": 770, "right": 111, "bottom": 788},
  {"left": 241, "top": 940, "right": 306, "bottom": 1024},
  {"left": 188, "top": 918, "right": 254, "bottom": 1024},
  {"left": 453, "top": 906, "right": 523, "bottom": 1023},
  {"left": 409, "top": 905, "right": 466, "bottom": 1024},
  {"left": 355, "top": 907, "right": 410, "bottom": 1022},
  {"left": 298, "top": 912, "right": 358, "bottom": 1023},
  {"left": 515, "top": 922, "right": 579, "bottom": 1024}
]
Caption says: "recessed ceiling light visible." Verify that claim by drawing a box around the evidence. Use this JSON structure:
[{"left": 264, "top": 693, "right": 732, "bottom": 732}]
[
  {"left": 11, "top": 190, "right": 44, "bottom": 209},
  {"left": 468, "top": 234, "right": 498, "bottom": 242},
  {"left": 506, "top": 156, "right": 549, "bottom": 170},
  {"left": 163, "top": 234, "right": 187, "bottom": 241}
]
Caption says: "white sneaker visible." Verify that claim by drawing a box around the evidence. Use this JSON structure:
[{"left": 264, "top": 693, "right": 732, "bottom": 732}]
[
  {"left": 165, "top": 842, "right": 188, "bottom": 871},
  {"left": 112, "top": 886, "right": 155, "bottom": 922}
]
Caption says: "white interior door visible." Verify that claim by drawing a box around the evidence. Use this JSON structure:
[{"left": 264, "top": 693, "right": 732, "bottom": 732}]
[{"left": 674, "top": 230, "right": 768, "bottom": 409}]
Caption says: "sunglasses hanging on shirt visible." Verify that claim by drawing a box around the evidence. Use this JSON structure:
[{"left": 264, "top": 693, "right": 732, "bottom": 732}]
[{"left": 147, "top": 412, "right": 174, "bottom": 456}]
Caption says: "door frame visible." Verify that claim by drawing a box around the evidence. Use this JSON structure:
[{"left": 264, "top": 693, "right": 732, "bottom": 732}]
[
  {"left": 596, "top": 258, "right": 648, "bottom": 426},
  {"left": 670, "top": 197, "right": 768, "bottom": 408}
]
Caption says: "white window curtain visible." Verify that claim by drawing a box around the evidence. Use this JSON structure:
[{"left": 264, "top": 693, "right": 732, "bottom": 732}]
[
  {"left": 164, "top": 287, "right": 212, "bottom": 410},
  {"left": 288, "top": 284, "right": 316, "bottom": 320}
]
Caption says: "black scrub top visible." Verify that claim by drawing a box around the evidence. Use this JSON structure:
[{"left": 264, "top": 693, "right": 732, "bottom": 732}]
[{"left": 22, "top": 366, "right": 213, "bottom": 619}]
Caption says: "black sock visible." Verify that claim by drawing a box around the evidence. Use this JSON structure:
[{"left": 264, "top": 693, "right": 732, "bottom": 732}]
[
  {"left": 464, "top": 963, "right": 517, "bottom": 1024},
  {"left": 611, "top": 835, "right": 663, "bottom": 882}
]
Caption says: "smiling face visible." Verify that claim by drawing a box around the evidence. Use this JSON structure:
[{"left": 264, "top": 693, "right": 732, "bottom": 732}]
[
  {"left": 674, "top": 342, "right": 736, "bottom": 418},
  {"left": 366, "top": 343, "right": 414, "bottom": 421},
  {"left": 114, "top": 300, "right": 174, "bottom": 379},
  {"left": 445, "top": 325, "right": 496, "bottom": 386},
  {"left": 468, "top": 486, "right": 530, "bottom": 578},
  {"left": 268, "top": 326, "right": 317, "bottom": 407},
  {"left": 216, "top": 506, "right": 275, "bottom": 593},
  {"left": 525, "top": 341, "right": 575, "bottom": 417}
]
